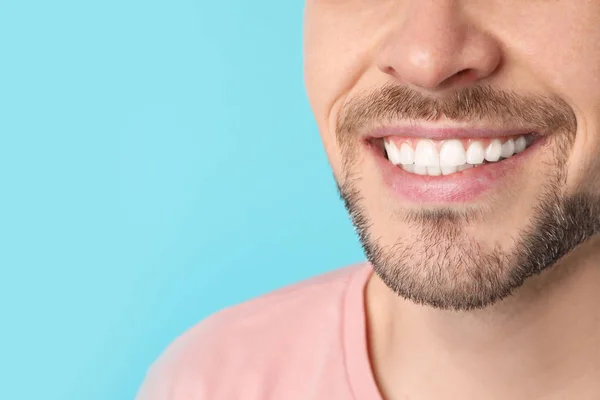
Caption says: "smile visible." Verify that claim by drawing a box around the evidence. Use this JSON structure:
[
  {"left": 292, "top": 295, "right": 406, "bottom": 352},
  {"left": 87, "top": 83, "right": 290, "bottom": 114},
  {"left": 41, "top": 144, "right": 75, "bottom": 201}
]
[
  {"left": 365, "top": 126, "right": 544, "bottom": 203},
  {"left": 382, "top": 134, "right": 536, "bottom": 176}
]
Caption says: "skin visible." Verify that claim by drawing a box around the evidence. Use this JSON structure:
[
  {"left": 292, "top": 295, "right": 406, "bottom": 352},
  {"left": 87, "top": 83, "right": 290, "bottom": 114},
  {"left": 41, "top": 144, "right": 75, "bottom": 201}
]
[{"left": 304, "top": 0, "right": 600, "bottom": 399}]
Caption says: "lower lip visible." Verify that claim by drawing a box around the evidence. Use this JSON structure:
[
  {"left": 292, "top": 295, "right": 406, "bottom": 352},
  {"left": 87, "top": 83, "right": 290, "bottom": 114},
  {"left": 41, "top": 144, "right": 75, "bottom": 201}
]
[{"left": 368, "top": 138, "right": 545, "bottom": 203}]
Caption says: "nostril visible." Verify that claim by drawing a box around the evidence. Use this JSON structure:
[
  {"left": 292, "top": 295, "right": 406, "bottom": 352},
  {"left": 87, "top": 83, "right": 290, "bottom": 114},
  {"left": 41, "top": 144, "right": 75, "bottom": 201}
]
[
  {"left": 440, "top": 68, "right": 477, "bottom": 88},
  {"left": 382, "top": 65, "right": 398, "bottom": 78},
  {"left": 455, "top": 69, "right": 473, "bottom": 78}
]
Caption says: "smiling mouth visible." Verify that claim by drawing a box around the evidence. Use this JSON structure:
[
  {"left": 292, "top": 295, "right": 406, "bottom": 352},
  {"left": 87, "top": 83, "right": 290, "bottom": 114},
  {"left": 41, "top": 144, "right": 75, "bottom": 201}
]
[{"left": 374, "top": 133, "right": 537, "bottom": 177}]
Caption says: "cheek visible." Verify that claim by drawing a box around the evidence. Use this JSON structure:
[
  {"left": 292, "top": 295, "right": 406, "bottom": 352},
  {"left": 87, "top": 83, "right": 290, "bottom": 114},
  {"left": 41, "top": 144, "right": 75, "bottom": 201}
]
[
  {"left": 303, "top": 23, "right": 351, "bottom": 180},
  {"left": 303, "top": 5, "right": 341, "bottom": 117},
  {"left": 304, "top": 12, "right": 386, "bottom": 180},
  {"left": 303, "top": 41, "right": 340, "bottom": 176},
  {"left": 545, "top": 41, "right": 600, "bottom": 191},
  {"left": 304, "top": 31, "right": 364, "bottom": 125},
  {"left": 484, "top": 6, "right": 600, "bottom": 193},
  {"left": 304, "top": 1, "right": 392, "bottom": 126},
  {"left": 567, "top": 125, "right": 600, "bottom": 192},
  {"left": 323, "top": 138, "right": 344, "bottom": 181}
]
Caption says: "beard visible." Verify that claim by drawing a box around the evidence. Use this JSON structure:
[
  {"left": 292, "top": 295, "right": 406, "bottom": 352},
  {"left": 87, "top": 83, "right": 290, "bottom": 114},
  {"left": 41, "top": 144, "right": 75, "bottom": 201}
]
[
  {"left": 335, "top": 85, "right": 600, "bottom": 311},
  {"left": 338, "top": 171, "right": 600, "bottom": 311}
]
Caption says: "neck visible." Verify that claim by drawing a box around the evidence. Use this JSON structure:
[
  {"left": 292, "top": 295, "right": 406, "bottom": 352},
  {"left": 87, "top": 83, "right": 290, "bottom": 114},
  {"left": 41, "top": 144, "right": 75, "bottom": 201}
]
[{"left": 366, "top": 237, "right": 600, "bottom": 400}]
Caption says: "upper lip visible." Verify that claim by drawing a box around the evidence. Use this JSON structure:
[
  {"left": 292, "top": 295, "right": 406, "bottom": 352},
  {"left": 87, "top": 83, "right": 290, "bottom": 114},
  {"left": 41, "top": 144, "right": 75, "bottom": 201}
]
[{"left": 365, "top": 124, "right": 537, "bottom": 140}]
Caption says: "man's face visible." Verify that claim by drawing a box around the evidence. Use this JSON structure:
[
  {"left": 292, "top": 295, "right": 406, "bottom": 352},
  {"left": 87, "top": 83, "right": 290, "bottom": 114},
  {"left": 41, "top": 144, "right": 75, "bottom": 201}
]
[{"left": 303, "top": 0, "right": 600, "bottom": 310}]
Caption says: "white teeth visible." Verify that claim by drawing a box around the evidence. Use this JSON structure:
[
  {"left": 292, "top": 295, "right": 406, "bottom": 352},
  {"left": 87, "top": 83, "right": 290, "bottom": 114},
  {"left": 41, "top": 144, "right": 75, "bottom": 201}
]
[
  {"left": 427, "top": 166, "right": 442, "bottom": 176},
  {"left": 514, "top": 136, "right": 527, "bottom": 153},
  {"left": 501, "top": 139, "right": 515, "bottom": 158},
  {"left": 384, "top": 140, "right": 403, "bottom": 165},
  {"left": 413, "top": 165, "right": 428, "bottom": 175},
  {"left": 441, "top": 166, "right": 458, "bottom": 175},
  {"left": 439, "top": 139, "right": 467, "bottom": 167},
  {"left": 414, "top": 140, "right": 440, "bottom": 167},
  {"left": 399, "top": 143, "right": 415, "bottom": 165},
  {"left": 466, "top": 141, "right": 485, "bottom": 165},
  {"left": 485, "top": 139, "right": 502, "bottom": 162},
  {"left": 385, "top": 134, "right": 533, "bottom": 177}
]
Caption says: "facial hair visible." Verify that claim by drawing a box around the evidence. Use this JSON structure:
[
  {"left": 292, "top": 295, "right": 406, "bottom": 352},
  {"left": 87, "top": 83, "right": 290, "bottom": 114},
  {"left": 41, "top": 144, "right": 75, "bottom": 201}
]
[{"left": 336, "top": 84, "right": 600, "bottom": 311}]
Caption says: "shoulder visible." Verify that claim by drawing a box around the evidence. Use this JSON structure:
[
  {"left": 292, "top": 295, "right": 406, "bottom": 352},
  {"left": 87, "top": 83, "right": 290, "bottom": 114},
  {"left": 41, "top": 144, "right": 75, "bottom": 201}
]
[{"left": 136, "top": 263, "right": 369, "bottom": 400}]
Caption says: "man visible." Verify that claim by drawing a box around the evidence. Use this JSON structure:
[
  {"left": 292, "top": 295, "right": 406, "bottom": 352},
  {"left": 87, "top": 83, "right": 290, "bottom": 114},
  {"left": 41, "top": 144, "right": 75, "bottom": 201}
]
[{"left": 137, "top": 1, "right": 600, "bottom": 398}]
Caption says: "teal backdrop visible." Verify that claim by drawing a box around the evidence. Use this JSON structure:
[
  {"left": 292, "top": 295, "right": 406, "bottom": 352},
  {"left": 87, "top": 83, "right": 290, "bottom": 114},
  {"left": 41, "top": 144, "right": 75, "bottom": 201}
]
[{"left": 0, "top": 1, "right": 364, "bottom": 399}]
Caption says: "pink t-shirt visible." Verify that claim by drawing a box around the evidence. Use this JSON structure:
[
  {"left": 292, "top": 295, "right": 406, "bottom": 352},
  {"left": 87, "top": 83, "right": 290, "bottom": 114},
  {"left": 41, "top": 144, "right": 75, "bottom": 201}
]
[{"left": 136, "top": 263, "right": 383, "bottom": 400}]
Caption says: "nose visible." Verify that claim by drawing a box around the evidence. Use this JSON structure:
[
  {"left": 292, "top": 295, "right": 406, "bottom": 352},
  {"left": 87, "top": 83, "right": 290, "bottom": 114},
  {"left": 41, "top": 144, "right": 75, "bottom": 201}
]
[{"left": 376, "top": 1, "right": 502, "bottom": 91}]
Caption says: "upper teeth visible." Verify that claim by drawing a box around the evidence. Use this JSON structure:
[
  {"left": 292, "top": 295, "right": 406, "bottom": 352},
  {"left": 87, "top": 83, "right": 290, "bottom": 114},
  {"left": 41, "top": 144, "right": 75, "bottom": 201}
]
[{"left": 384, "top": 135, "right": 533, "bottom": 176}]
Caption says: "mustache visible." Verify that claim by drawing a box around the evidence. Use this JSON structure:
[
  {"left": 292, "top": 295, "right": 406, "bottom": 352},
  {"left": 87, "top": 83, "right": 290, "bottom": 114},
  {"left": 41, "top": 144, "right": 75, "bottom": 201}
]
[{"left": 336, "top": 84, "right": 577, "bottom": 140}]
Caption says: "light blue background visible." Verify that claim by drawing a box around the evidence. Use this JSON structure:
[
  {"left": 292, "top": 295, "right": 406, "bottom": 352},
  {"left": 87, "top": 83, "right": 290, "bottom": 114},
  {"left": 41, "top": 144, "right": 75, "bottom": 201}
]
[{"left": 0, "top": 1, "right": 364, "bottom": 399}]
